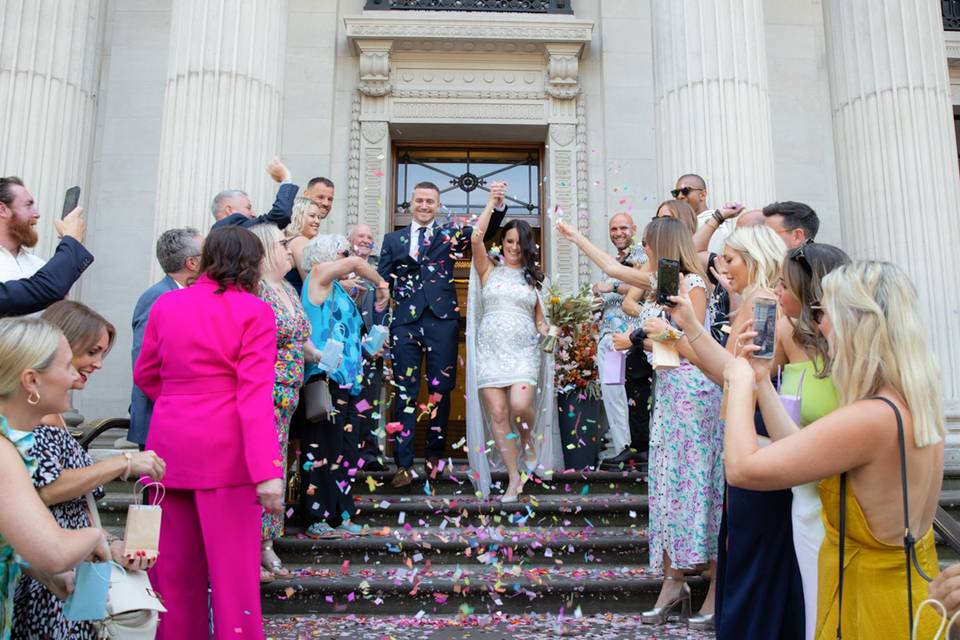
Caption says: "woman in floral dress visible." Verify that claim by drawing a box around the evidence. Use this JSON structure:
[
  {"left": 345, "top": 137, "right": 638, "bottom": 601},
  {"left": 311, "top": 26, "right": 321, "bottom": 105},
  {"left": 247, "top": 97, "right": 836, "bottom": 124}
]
[
  {"left": 250, "top": 224, "right": 313, "bottom": 581},
  {"left": 635, "top": 218, "right": 723, "bottom": 626}
]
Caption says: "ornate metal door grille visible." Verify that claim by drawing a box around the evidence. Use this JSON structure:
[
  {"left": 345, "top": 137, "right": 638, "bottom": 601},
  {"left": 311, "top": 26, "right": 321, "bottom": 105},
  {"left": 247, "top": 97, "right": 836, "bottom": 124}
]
[
  {"left": 394, "top": 146, "right": 542, "bottom": 229},
  {"left": 364, "top": 0, "right": 573, "bottom": 14}
]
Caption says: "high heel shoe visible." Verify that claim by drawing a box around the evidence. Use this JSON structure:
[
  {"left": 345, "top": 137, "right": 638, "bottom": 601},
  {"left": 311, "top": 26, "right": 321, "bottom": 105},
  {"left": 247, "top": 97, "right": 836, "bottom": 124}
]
[
  {"left": 641, "top": 579, "right": 691, "bottom": 625},
  {"left": 687, "top": 612, "right": 715, "bottom": 631}
]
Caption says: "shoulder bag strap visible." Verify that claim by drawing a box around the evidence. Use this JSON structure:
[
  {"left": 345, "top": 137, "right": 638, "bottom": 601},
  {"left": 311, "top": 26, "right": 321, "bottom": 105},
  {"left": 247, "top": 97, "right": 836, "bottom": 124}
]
[
  {"left": 837, "top": 471, "right": 847, "bottom": 640},
  {"left": 870, "top": 395, "right": 931, "bottom": 637}
]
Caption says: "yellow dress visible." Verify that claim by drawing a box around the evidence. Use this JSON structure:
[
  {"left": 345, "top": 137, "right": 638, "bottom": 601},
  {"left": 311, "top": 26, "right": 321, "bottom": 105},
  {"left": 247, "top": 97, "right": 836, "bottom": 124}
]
[{"left": 815, "top": 475, "right": 940, "bottom": 639}]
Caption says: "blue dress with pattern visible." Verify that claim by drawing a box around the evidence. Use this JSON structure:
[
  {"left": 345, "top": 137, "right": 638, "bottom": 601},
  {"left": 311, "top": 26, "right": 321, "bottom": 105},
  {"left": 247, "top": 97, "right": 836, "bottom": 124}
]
[
  {"left": 0, "top": 418, "right": 36, "bottom": 640},
  {"left": 302, "top": 274, "right": 364, "bottom": 396}
]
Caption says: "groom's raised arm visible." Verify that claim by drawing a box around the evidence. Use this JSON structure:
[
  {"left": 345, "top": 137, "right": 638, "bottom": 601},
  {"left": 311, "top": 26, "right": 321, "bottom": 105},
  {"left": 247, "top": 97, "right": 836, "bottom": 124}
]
[{"left": 377, "top": 233, "right": 397, "bottom": 295}]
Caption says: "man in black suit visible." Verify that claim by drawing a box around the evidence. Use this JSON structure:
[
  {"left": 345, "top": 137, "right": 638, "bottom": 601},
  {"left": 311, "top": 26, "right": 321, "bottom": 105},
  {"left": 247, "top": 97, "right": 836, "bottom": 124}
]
[
  {"left": 378, "top": 181, "right": 506, "bottom": 488},
  {"left": 210, "top": 158, "right": 299, "bottom": 231},
  {"left": 0, "top": 209, "right": 93, "bottom": 316}
]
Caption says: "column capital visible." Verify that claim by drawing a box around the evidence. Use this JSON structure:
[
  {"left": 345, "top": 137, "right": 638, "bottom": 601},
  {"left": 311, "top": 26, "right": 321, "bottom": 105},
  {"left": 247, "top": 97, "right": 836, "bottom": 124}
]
[
  {"left": 545, "top": 42, "right": 583, "bottom": 100},
  {"left": 356, "top": 39, "right": 393, "bottom": 97}
]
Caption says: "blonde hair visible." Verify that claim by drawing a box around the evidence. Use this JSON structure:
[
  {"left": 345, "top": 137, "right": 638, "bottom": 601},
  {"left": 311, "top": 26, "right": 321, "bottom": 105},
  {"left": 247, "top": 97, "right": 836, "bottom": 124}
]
[
  {"left": 286, "top": 197, "right": 320, "bottom": 238},
  {"left": 0, "top": 318, "right": 62, "bottom": 399},
  {"left": 724, "top": 225, "right": 786, "bottom": 296},
  {"left": 249, "top": 223, "right": 288, "bottom": 277},
  {"left": 822, "top": 261, "right": 944, "bottom": 448}
]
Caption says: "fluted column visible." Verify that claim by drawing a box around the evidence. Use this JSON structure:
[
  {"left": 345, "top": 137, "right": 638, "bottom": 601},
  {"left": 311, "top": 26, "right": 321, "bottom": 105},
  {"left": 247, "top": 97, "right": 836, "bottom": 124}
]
[
  {"left": 651, "top": 0, "right": 776, "bottom": 207},
  {"left": 152, "top": 0, "right": 287, "bottom": 260},
  {"left": 822, "top": 1, "right": 960, "bottom": 439},
  {"left": 0, "top": 0, "right": 104, "bottom": 258}
]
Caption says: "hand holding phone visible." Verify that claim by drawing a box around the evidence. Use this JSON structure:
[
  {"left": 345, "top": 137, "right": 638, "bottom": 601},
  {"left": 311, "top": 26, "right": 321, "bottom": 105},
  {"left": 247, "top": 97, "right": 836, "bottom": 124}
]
[
  {"left": 657, "top": 258, "right": 681, "bottom": 306},
  {"left": 751, "top": 297, "right": 778, "bottom": 359},
  {"left": 61, "top": 186, "right": 81, "bottom": 220}
]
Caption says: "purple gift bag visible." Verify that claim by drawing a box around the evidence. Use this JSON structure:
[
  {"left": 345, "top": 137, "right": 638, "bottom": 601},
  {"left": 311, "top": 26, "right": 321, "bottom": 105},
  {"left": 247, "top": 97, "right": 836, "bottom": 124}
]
[
  {"left": 778, "top": 367, "right": 805, "bottom": 425},
  {"left": 601, "top": 350, "right": 626, "bottom": 385}
]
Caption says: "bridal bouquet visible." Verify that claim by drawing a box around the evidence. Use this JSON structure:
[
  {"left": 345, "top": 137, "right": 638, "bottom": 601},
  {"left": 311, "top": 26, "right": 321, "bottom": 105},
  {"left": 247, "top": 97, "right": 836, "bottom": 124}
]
[{"left": 544, "top": 284, "right": 602, "bottom": 400}]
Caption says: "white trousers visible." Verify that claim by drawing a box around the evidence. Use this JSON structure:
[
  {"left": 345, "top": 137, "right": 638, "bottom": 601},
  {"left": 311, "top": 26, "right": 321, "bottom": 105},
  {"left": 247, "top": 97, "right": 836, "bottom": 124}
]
[
  {"left": 597, "top": 333, "right": 631, "bottom": 456},
  {"left": 792, "top": 481, "right": 825, "bottom": 640}
]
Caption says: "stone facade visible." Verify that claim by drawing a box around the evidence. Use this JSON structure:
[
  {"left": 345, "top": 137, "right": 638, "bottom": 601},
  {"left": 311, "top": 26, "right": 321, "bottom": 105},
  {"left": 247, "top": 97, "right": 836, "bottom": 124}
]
[{"left": 2, "top": 0, "right": 960, "bottom": 462}]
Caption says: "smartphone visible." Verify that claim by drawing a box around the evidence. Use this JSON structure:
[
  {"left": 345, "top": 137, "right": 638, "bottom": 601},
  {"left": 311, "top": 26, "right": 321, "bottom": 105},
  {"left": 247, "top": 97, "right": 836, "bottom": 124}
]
[
  {"left": 61, "top": 186, "right": 81, "bottom": 219},
  {"left": 657, "top": 258, "right": 680, "bottom": 306},
  {"left": 752, "top": 297, "right": 778, "bottom": 359}
]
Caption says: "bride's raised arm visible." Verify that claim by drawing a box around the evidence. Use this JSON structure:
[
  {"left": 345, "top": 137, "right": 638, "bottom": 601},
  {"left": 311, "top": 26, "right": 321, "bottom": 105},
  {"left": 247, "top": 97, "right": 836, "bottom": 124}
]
[{"left": 471, "top": 181, "right": 506, "bottom": 283}]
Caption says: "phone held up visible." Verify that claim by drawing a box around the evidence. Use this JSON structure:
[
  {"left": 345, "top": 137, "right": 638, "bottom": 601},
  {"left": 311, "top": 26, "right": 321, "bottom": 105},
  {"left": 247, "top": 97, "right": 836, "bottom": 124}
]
[
  {"left": 752, "top": 297, "right": 778, "bottom": 359},
  {"left": 61, "top": 186, "right": 81, "bottom": 220},
  {"left": 657, "top": 258, "right": 680, "bottom": 307}
]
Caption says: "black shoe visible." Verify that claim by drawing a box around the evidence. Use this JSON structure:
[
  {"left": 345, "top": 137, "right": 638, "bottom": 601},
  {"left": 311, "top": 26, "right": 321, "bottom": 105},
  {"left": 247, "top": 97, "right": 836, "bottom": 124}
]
[
  {"left": 601, "top": 447, "right": 643, "bottom": 468},
  {"left": 363, "top": 458, "right": 386, "bottom": 472}
]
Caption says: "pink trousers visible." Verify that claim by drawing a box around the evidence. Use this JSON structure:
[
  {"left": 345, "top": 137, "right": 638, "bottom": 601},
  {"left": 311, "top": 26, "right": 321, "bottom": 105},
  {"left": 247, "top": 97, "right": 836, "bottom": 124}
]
[{"left": 151, "top": 485, "right": 264, "bottom": 640}]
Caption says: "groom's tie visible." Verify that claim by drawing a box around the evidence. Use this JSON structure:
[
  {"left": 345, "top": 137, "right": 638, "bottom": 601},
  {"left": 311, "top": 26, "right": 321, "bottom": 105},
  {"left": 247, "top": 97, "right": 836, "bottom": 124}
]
[{"left": 416, "top": 225, "right": 429, "bottom": 262}]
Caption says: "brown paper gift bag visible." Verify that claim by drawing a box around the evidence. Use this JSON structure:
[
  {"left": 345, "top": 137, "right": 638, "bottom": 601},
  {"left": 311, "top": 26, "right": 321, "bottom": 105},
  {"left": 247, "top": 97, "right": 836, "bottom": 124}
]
[
  {"left": 651, "top": 341, "right": 681, "bottom": 371},
  {"left": 123, "top": 481, "right": 164, "bottom": 560}
]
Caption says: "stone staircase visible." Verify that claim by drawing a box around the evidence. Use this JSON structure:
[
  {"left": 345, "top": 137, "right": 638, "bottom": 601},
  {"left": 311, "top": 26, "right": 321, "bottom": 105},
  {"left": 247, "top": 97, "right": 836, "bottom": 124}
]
[{"left": 88, "top": 430, "right": 960, "bottom": 624}]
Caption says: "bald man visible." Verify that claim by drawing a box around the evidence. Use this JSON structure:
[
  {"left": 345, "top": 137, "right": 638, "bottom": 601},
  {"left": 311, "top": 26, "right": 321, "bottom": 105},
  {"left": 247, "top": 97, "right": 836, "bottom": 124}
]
[
  {"left": 345, "top": 223, "right": 388, "bottom": 470},
  {"left": 592, "top": 213, "right": 651, "bottom": 467}
]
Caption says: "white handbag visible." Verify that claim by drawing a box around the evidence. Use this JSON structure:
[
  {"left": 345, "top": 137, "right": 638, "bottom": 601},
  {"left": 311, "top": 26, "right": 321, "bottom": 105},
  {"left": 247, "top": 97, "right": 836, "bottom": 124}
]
[{"left": 85, "top": 493, "right": 166, "bottom": 639}]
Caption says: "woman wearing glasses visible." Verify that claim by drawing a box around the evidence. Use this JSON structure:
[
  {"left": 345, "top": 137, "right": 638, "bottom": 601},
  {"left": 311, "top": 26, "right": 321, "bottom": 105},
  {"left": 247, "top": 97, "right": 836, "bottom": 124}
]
[
  {"left": 755, "top": 243, "right": 849, "bottom": 638},
  {"left": 722, "top": 261, "right": 943, "bottom": 639},
  {"left": 248, "top": 224, "right": 314, "bottom": 582}
]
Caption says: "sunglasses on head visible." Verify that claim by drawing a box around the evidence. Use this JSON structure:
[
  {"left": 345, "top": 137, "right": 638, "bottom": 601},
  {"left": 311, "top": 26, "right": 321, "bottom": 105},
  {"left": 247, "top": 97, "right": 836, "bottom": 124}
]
[
  {"left": 789, "top": 239, "right": 816, "bottom": 275},
  {"left": 670, "top": 186, "right": 704, "bottom": 198}
]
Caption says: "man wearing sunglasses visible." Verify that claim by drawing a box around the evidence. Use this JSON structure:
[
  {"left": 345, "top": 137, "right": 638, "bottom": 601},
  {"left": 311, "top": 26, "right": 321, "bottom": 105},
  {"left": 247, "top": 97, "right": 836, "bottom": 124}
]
[{"left": 671, "top": 173, "right": 737, "bottom": 255}]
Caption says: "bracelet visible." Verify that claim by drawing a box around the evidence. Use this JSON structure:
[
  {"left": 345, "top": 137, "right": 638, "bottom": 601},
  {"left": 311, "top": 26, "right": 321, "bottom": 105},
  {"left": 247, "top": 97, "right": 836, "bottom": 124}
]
[
  {"left": 122, "top": 452, "right": 132, "bottom": 482},
  {"left": 712, "top": 209, "right": 724, "bottom": 225},
  {"left": 688, "top": 330, "right": 705, "bottom": 345}
]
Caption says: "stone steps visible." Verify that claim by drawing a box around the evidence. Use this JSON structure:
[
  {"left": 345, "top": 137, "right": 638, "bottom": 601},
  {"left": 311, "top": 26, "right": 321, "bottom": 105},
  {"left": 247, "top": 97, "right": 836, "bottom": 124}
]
[
  {"left": 260, "top": 562, "right": 708, "bottom": 616},
  {"left": 273, "top": 526, "right": 649, "bottom": 565}
]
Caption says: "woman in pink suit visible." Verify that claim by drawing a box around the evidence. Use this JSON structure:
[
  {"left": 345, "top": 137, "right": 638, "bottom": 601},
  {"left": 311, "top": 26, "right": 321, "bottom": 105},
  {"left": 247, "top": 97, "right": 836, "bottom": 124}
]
[{"left": 134, "top": 226, "right": 284, "bottom": 640}]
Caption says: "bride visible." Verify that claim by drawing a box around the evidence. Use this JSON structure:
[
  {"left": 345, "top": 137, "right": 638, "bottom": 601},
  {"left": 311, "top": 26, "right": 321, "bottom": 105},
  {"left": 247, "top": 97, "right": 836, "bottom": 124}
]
[{"left": 465, "top": 182, "right": 562, "bottom": 500}]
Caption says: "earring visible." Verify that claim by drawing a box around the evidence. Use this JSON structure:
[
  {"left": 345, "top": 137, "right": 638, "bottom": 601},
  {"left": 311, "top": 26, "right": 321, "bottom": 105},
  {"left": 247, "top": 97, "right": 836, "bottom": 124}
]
[{"left": 27, "top": 390, "right": 40, "bottom": 405}]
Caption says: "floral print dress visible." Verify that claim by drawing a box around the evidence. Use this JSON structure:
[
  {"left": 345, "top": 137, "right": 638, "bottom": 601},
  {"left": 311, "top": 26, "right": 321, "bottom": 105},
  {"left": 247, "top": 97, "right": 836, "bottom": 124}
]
[
  {"left": 641, "top": 273, "right": 725, "bottom": 571},
  {"left": 12, "top": 425, "right": 103, "bottom": 640},
  {"left": 260, "top": 280, "right": 311, "bottom": 540},
  {"left": 0, "top": 419, "right": 35, "bottom": 640}
]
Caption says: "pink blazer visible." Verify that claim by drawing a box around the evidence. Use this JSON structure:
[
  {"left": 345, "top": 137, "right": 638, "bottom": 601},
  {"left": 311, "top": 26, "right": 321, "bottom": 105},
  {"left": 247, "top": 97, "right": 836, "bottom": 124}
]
[{"left": 134, "top": 274, "right": 282, "bottom": 489}]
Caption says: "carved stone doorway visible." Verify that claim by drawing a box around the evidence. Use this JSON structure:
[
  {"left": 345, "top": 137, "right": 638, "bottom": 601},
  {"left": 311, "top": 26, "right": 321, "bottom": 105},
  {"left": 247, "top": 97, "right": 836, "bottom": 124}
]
[{"left": 387, "top": 144, "right": 545, "bottom": 460}]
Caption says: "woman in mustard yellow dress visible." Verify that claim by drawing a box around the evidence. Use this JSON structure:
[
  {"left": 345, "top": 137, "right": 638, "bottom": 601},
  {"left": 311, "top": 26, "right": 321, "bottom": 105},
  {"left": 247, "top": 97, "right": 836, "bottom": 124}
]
[{"left": 719, "top": 261, "right": 944, "bottom": 640}]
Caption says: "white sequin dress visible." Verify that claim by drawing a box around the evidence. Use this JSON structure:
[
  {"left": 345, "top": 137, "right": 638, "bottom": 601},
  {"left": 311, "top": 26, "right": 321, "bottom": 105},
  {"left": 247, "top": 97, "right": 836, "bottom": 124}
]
[{"left": 476, "top": 265, "right": 540, "bottom": 389}]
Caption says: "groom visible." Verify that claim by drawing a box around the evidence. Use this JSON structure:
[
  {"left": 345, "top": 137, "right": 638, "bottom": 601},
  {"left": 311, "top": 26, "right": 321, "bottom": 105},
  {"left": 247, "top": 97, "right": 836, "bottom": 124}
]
[{"left": 379, "top": 181, "right": 507, "bottom": 489}]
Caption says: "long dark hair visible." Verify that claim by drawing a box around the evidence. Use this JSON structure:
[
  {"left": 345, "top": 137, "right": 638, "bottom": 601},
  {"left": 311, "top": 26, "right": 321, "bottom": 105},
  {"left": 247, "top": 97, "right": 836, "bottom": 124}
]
[
  {"left": 782, "top": 242, "right": 851, "bottom": 377},
  {"left": 500, "top": 220, "right": 544, "bottom": 289},
  {"left": 199, "top": 226, "right": 263, "bottom": 294}
]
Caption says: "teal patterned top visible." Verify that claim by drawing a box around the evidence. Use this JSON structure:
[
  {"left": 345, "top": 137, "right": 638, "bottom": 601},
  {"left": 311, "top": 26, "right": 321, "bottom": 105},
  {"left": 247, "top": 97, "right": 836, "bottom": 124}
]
[
  {"left": 0, "top": 416, "right": 37, "bottom": 639},
  {"left": 301, "top": 274, "right": 364, "bottom": 396}
]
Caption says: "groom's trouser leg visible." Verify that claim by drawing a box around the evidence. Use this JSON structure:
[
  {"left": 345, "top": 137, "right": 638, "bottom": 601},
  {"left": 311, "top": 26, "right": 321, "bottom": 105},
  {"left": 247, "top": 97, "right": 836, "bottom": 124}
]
[
  {"left": 390, "top": 322, "right": 424, "bottom": 469},
  {"left": 421, "top": 311, "right": 459, "bottom": 460}
]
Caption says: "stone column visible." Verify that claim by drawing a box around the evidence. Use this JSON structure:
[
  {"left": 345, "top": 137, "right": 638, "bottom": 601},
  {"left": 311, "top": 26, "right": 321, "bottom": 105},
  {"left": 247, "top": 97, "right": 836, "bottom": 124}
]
[
  {"left": 152, "top": 0, "right": 287, "bottom": 264},
  {"left": 822, "top": 1, "right": 960, "bottom": 453},
  {"left": 650, "top": 0, "right": 776, "bottom": 208},
  {"left": 0, "top": 0, "right": 104, "bottom": 258}
]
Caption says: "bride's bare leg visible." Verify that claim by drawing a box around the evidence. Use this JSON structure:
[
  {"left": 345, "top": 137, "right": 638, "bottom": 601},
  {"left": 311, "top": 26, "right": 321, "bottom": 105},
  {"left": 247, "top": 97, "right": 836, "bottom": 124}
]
[
  {"left": 509, "top": 383, "right": 538, "bottom": 470},
  {"left": 480, "top": 387, "right": 521, "bottom": 496}
]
